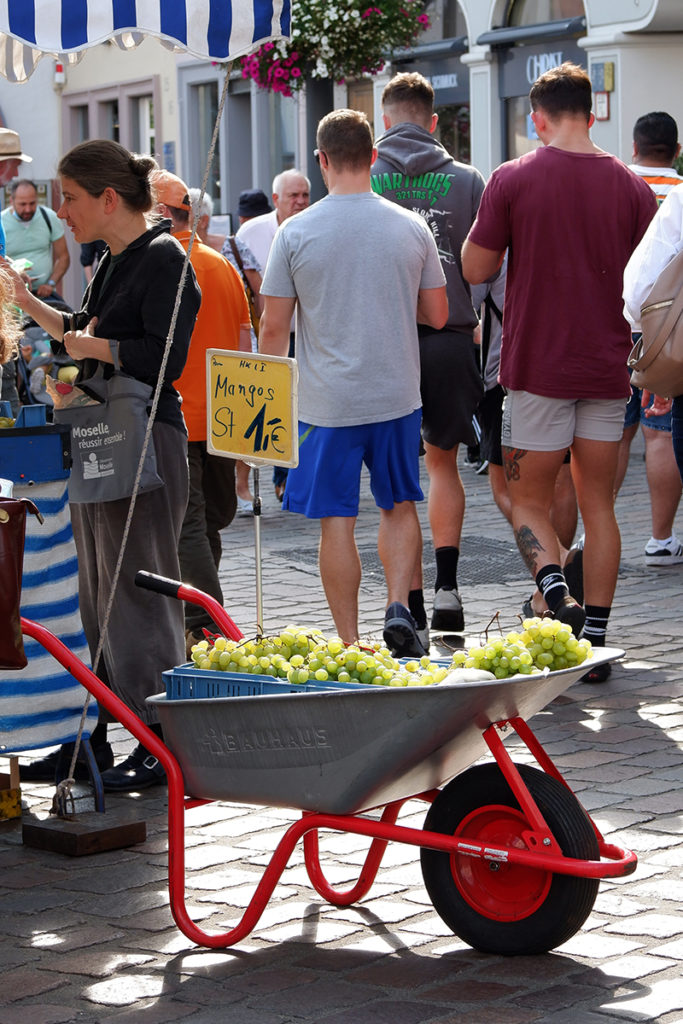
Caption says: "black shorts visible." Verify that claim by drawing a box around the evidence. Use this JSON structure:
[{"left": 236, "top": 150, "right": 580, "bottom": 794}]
[
  {"left": 419, "top": 329, "right": 484, "bottom": 450},
  {"left": 478, "top": 384, "right": 505, "bottom": 466}
]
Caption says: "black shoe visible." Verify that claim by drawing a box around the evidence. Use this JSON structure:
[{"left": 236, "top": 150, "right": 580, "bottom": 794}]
[
  {"left": 99, "top": 743, "right": 166, "bottom": 792},
  {"left": 431, "top": 587, "right": 465, "bottom": 633},
  {"left": 383, "top": 603, "right": 428, "bottom": 659},
  {"left": 20, "top": 742, "right": 114, "bottom": 783},
  {"left": 554, "top": 595, "right": 586, "bottom": 637},
  {"left": 581, "top": 660, "right": 611, "bottom": 684}
]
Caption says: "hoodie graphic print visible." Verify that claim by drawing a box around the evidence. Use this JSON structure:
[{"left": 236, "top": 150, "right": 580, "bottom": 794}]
[{"left": 372, "top": 122, "right": 485, "bottom": 331}]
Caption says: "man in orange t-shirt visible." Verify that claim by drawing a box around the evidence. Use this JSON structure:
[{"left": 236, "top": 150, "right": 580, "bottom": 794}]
[{"left": 152, "top": 171, "right": 251, "bottom": 648}]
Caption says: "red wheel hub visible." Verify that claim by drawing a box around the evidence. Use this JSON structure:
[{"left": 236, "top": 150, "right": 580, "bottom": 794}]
[{"left": 451, "top": 804, "right": 552, "bottom": 921}]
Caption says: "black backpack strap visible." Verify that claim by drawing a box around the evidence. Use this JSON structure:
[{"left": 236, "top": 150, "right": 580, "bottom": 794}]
[
  {"left": 38, "top": 205, "right": 55, "bottom": 240},
  {"left": 480, "top": 293, "right": 503, "bottom": 374}
]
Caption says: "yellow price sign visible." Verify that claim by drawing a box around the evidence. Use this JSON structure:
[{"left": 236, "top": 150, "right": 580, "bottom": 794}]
[{"left": 206, "top": 349, "right": 299, "bottom": 467}]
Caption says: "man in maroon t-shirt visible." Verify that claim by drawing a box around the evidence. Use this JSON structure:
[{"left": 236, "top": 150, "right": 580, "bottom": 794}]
[{"left": 462, "top": 62, "right": 656, "bottom": 681}]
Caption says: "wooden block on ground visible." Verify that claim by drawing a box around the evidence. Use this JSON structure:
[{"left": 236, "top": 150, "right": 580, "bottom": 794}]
[
  {"left": 0, "top": 757, "right": 21, "bottom": 819},
  {"left": 22, "top": 808, "right": 147, "bottom": 856},
  {"left": 0, "top": 782, "right": 22, "bottom": 820}
]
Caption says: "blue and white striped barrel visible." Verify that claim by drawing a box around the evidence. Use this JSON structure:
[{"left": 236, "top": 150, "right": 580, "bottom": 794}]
[{"left": 0, "top": 479, "right": 98, "bottom": 754}]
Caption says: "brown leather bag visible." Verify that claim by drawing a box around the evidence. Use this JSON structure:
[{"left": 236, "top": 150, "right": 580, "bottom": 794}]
[
  {"left": 628, "top": 246, "right": 683, "bottom": 398},
  {"left": 0, "top": 496, "right": 41, "bottom": 669},
  {"left": 227, "top": 235, "right": 261, "bottom": 337}
]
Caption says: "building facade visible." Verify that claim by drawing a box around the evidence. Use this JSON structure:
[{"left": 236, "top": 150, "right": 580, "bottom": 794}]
[
  {"left": 1, "top": 0, "right": 682, "bottom": 308},
  {"left": 455, "top": 0, "right": 683, "bottom": 177}
]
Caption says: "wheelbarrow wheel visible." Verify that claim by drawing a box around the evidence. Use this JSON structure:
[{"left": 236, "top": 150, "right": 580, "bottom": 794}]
[{"left": 420, "top": 762, "right": 599, "bottom": 955}]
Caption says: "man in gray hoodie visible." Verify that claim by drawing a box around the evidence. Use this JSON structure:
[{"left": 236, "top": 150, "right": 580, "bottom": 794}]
[{"left": 372, "top": 72, "right": 485, "bottom": 643}]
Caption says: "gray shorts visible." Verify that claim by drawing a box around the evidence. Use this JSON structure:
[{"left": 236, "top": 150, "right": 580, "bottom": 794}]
[{"left": 501, "top": 390, "right": 627, "bottom": 450}]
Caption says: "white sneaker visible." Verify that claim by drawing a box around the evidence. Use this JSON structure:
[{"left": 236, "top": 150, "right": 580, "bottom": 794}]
[
  {"left": 644, "top": 536, "right": 683, "bottom": 566},
  {"left": 236, "top": 497, "right": 253, "bottom": 517}
]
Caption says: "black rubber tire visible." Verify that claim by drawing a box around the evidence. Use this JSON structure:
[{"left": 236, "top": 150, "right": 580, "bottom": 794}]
[{"left": 420, "top": 763, "right": 600, "bottom": 955}]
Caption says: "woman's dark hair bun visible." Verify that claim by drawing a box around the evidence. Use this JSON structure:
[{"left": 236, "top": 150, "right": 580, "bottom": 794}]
[{"left": 130, "top": 154, "right": 159, "bottom": 178}]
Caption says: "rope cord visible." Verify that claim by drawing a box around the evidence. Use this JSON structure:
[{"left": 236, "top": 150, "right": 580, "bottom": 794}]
[{"left": 57, "top": 67, "right": 233, "bottom": 808}]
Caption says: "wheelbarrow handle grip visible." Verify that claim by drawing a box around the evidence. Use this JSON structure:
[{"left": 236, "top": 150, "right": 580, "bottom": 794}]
[
  {"left": 134, "top": 570, "right": 244, "bottom": 642},
  {"left": 135, "top": 570, "right": 182, "bottom": 598}
]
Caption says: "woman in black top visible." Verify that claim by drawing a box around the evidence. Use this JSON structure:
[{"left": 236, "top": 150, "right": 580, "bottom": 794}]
[{"left": 5, "top": 140, "right": 201, "bottom": 790}]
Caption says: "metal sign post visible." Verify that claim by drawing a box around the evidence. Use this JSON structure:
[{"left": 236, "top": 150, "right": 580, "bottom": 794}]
[{"left": 206, "top": 349, "right": 299, "bottom": 636}]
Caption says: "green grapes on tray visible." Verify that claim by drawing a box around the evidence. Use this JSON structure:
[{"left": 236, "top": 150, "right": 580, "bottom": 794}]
[
  {"left": 189, "top": 617, "right": 593, "bottom": 688},
  {"left": 189, "top": 626, "right": 453, "bottom": 687},
  {"left": 451, "top": 616, "right": 592, "bottom": 679}
]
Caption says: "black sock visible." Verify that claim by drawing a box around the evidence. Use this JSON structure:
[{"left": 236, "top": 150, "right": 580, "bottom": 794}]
[
  {"left": 435, "top": 546, "right": 460, "bottom": 592},
  {"left": 408, "top": 589, "right": 427, "bottom": 629},
  {"left": 536, "top": 564, "right": 569, "bottom": 614},
  {"left": 583, "top": 605, "right": 610, "bottom": 647}
]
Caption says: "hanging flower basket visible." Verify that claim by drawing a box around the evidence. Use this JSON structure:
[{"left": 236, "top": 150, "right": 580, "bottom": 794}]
[{"left": 241, "top": 0, "right": 430, "bottom": 97}]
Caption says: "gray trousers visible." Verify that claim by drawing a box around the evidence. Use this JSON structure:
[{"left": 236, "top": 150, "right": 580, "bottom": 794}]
[
  {"left": 70, "top": 421, "right": 188, "bottom": 724},
  {"left": 178, "top": 441, "right": 236, "bottom": 633}
]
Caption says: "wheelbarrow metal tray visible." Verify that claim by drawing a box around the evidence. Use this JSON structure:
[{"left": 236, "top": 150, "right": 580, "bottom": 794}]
[{"left": 148, "top": 648, "right": 620, "bottom": 815}]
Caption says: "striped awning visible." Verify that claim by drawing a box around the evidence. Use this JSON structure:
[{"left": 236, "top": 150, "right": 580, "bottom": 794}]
[{"left": 0, "top": 0, "right": 291, "bottom": 82}]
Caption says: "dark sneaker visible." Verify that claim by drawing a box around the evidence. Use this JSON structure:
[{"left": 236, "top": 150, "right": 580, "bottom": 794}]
[
  {"left": 431, "top": 587, "right": 465, "bottom": 633},
  {"left": 554, "top": 595, "right": 586, "bottom": 638},
  {"left": 581, "top": 660, "right": 611, "bottom": 683},
  {"left": 383, "top": 603, "right": 428, "bottom": 658},
  {"left": 99, "top": 743, "right": 166, "bottom": 792},
  {"left": 20, "top": 742, "right": 114, "bottom": 783},
  {"left": 416, "top": 624, "right": 430, "bottom": 653}
]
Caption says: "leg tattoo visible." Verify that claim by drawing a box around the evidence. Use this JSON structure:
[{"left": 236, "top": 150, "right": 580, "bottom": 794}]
[
  {"left": 515, "top": 524, "right": 546, "bottom": 575},
  {"left": 502, "top": 446, "right": 528, "bottom": 482}
]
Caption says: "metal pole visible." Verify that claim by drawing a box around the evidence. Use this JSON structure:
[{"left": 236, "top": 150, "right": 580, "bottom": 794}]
[{"left": 252, "top": 466, "right": 264, "bottom": 637}]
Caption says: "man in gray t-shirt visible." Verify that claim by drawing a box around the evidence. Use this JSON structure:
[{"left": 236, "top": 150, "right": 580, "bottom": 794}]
[{"left": 260, "top": 108, "right": 447, "bottom": 658}]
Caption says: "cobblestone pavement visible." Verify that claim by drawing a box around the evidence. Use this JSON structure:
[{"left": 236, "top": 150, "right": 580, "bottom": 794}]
[{"left": 2, "top": 435, "right": 682, "bottom": 1024}]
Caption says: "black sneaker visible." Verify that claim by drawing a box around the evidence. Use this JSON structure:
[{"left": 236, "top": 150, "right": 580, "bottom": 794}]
[
  {"left": 99, "top": 743, "right": 166, "bottom": 792},
  {"left": 383, "top": 603, "right": 428, "bottom": 658},
  {"left": 431, "top": 587, "right": 465, "bottom": 633}
]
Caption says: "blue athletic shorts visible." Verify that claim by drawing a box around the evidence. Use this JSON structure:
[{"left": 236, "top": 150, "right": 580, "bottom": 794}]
[{"left": 282, "top": 409, "right": 424, "bottom": 519}]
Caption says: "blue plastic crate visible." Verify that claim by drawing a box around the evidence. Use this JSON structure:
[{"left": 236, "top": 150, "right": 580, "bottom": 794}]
[
  {"left": 0, "top": 404, "right": 71, "bottom": 484},
  {"left": 163, "top": 664, "right": 374, "bottom": 700}
]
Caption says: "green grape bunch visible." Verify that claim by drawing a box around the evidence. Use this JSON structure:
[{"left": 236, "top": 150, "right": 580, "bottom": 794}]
[
  {"left": 189, "top": 625, "right": 456, "bottom": 687},
  {"left": 451, "top": 616, "right": 592, "bottom": 679}
]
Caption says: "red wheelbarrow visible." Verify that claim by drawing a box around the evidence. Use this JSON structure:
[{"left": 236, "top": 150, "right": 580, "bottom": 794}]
[{"left": 19, "top": 570, "right": 636, "bottom": 957}]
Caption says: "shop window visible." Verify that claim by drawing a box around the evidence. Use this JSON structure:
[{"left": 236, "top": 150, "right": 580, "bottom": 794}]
[
  {"left": 506, "top": 0, "right": 585, "bottom": 25},
  {"left": 192, "top": 81, "right": 221, "bottom": 205},
  {"left": 442, "top": 0, "right": 467, "bottom": 38},
  {"left": 71, "top": 104, "right": 89, "bottom": 143},
  {"left": 99, "top": 100, "right": 120, "bottom": 142},
  {"left": 435, "top": 103, "right": 471, "bottom": 164},
  {"left": 131, "top": 95, "right": 155, "bottom": 157},
  {"left": 347, "top": 81, "right": 374, "bottom": 126},
  {"left": 278, "top": 94, "right": 297, "bottom": 171},
  {"left": 506, "top": 96, "right": 541, "bottom": 158}
]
